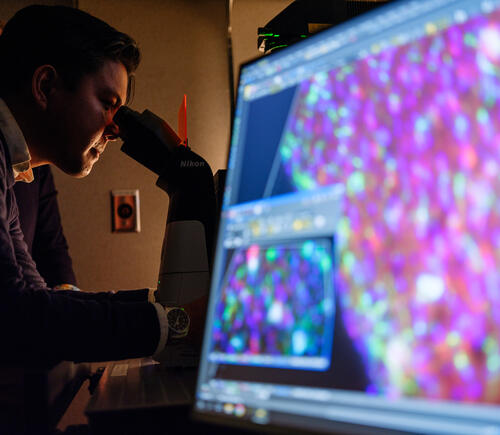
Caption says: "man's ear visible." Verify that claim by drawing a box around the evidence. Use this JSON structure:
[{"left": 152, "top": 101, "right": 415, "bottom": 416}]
[{"left": 32, "top": 65, "right": 59, "bottom": 110}]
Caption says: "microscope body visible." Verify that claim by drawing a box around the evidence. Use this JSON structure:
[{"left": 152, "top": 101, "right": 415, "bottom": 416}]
[
  {"left": 155, "top": 146, "right": 216, "bottom": 306},
  {"left": 114, "top": 107, "right": 216, "bottom": 307}
]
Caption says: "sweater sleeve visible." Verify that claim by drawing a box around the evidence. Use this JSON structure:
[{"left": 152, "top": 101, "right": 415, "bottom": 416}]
[
  {"left": 31, "top": 166, "right": 77, "bottom": 287},
  {"left": 7, "top": 191, "right": 47, "bottom": 290},
  {"left": 0, "top": 148, "right": 161, "bottom": 367}
]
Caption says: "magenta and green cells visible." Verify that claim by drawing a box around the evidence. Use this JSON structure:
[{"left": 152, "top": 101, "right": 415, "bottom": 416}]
[
  {"left": 213, "top": 241, "right": 332, "bottom": 359},
  {"left": 276, "top": 10, "right": 500, "bottom": 403}
]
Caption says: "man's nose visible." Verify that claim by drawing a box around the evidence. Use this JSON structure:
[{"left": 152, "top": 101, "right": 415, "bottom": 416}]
[{"left": 104, "top": 120, "right": 120, "bottom": 141}]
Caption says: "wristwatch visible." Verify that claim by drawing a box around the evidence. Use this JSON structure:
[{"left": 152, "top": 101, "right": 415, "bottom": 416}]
[{"left": 165, "top": 307, "right": 190, "bottom": 340}]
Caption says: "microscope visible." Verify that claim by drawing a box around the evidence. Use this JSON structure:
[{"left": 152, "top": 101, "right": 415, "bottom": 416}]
[{"left": 114, "top": 107, "right": 216, "bottom": 309}]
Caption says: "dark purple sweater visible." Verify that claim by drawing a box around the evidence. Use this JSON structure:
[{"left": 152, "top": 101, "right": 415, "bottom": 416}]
[
  {"left": 0, "top": 134, "right": 160, "bottom": 367},
  {"left": 13, "top": 165, "right": 77, "bottom": 288}
]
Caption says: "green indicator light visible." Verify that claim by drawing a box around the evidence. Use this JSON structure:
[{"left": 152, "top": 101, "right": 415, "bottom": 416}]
[
  {"left": 273, "top": 34, "right": 280, "bottom": 37},
  {"left": 270, "top": 44, "right": 288, "bottom": 51}
]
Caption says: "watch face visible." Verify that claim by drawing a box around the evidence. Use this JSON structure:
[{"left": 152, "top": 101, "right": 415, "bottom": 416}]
[{"left": 167, "top": 308, "right": 190, "bottom": 334}]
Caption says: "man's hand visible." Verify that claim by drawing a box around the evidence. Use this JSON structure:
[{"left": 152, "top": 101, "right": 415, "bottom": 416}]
[{"left": 53, "top": 283, "right": 81, "bottom": 291}]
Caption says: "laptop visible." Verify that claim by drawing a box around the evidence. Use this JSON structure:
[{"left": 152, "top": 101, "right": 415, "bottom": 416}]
[{"left": 193, "top": 0, "right": 500, "bottom": 434}]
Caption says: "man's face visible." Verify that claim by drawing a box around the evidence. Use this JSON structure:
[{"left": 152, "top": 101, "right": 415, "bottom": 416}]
[{"left": 44, "top": 60, "right": 128, "bottom": 177}]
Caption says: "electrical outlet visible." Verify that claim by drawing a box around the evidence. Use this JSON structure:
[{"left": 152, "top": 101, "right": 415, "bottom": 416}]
[{"left": 111, "top": 189, "right": 140, "bottom": 232}]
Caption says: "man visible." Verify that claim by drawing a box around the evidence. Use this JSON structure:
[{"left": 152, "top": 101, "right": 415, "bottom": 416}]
[
  {"left": 0, "top": 5, "right": 204, "bottom": 368},
  {"left": 0, "top": 20, "right": 78, "bottom": 291}
]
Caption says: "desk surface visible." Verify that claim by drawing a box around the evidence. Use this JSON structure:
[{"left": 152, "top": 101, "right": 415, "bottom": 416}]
[{"left": 85, "top": 358, "right": 199, "bottom": 435}]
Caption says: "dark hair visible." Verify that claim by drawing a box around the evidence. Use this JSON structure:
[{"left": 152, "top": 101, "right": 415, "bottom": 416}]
[{"left": 0, "top": 5, "right": 140, "bottom": 103}]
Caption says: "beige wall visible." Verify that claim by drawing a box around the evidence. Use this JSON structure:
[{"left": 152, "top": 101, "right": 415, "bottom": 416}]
[
  {"left": 2, "top": 0, "right": 292, "bottom": 291},
  {"left": 0, "top": 0, "right": 74, "bottom": 20}
]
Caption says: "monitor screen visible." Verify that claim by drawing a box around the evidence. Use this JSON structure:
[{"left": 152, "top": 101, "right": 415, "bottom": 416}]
[{"left": 194, "top": 0, "right": 500, "bottom": 433}]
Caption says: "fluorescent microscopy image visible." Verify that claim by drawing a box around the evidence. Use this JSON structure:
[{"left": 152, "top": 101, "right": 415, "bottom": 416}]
[
  {"left": 212, "top": 240, "right": 334, "bottom": 366},
  {"left": 277, "top": 10, "right": 500, "bottom": 403}
]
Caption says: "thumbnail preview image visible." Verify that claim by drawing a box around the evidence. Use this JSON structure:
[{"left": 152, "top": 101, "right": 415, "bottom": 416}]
[{"left": 212, "top": 239, "right": 334, "bottom": 367}]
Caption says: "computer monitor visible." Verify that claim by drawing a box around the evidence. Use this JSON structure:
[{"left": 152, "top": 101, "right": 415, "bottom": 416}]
[{"left": 194, "top": 0, "right": 500, "bottom": 433}]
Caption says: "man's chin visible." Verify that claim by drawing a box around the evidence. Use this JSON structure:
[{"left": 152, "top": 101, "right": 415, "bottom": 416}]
[
  {"left": 72, "top": 169, "right": 92, "bottom": 178},
  {"left": 58, "top": 161, "right": 94, "bottom": 178}
]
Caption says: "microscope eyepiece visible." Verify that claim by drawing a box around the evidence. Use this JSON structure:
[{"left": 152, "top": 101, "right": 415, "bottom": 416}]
[{"left": 113, "top": 106, "right": 141, "bottom": 141}]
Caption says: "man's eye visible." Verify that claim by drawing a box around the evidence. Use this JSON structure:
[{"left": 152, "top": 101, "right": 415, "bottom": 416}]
[{"left": 102, "top": 100, "right": 114, "bottom": 110}]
